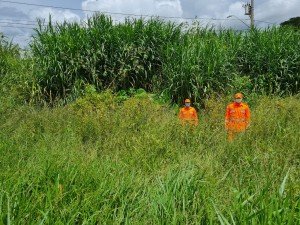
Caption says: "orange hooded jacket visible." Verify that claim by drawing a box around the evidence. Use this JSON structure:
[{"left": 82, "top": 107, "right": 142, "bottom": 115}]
[
  {"left": 179, "top": 99, "right": 198, "bottom": 126},
  {"left": 225, "top": 101, "right": 250, "bottom": 131}
]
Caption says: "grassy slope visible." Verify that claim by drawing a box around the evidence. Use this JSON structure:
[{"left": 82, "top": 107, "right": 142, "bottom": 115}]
[{"left": 0, "top": 93, "right": 299, "bottom": 224}]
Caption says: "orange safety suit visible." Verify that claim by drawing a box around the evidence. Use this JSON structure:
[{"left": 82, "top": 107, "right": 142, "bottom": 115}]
[
  {"left": 225, "top": 102, "right": 250, "bottom": 141},
  {"left": 179, "top": 106, "right": 198, "bottom": 126}
]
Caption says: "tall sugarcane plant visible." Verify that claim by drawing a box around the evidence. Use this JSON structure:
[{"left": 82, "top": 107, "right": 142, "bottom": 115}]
[
  {"left": 30, "top": 14, "right": 300, "bottom": 105},
  {"left": 30, "top": 14, "right": 179, "bottom": 103}
]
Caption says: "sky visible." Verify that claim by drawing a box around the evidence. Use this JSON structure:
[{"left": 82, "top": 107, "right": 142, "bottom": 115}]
[{"left": 0, "top": 0, "right": 299, "bottom": 48}]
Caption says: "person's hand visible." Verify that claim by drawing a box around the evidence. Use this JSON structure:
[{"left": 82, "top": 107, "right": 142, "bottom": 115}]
[
  {"left": 246, "top": 122, "right": 251, "bottom": 129},
  {"left": 225, "top": 124, "right": 228, "bottom": 132}
]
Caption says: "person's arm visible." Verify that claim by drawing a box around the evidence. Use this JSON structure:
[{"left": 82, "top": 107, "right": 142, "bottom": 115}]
[
  {"left": 193, "top": 108, "right": 198, "bottom": 125},
  {"left": 225, "top": 106, "right": 230, "bottom": 130},
  {"left": 179, "top": 108, "right": 184, "bottom": 125},
  {"left": 245, "top": 105, "right": 251, "bottom": 128}
]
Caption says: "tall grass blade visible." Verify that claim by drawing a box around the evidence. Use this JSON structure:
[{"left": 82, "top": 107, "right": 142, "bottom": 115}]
[{"left": 279, "top": 168, "right": 290, "bottom": 196}]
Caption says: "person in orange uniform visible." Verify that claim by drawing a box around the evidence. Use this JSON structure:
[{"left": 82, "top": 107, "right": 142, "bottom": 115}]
[
  {"left": 225, "top": 93, "right": 250, "bottom": 141},
  {"left": 179, "top": 99, "right": 198, "bottom": 126}
]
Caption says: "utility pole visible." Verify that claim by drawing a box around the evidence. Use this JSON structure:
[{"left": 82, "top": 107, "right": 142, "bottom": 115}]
[
  {"left": 243, "top": 0, "right": 254, "bottom": 28},
  {"left": 250, "top": 0, "right": 254, "bottom": 28}
]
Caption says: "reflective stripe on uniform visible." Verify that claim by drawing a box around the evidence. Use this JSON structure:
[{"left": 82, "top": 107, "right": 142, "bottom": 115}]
[{"left": 230, "top": 119, "right": 245, "bottom": 122}]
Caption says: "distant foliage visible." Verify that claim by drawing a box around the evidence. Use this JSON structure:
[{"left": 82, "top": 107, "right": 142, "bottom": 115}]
[
  {"left": 280, "top": 17, "right": 300, "bottom": 29},
  {"left": 30, "top": 14, "right": 300, "bottom": 105},
  {"left": 0, "top": 33, "right": 33, "bottom": 105},
  {"left": 0, "top": 33, "right": 21, "bottom": 79}
]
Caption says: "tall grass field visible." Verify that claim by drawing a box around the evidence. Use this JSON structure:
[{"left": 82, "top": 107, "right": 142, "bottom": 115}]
[{"left": 0, "top": 14, "right": 300, "bottom": 224}]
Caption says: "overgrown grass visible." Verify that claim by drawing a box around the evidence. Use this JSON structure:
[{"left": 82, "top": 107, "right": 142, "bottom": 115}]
[{"left": 0, "top": 91, "right": 299, "bottom": 224}]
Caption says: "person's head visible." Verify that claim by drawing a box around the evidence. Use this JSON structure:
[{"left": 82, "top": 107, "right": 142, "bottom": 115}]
[
  {"left": 184, "top": 99, "right": 191, "bottom": 107},
  {"left": 234, "top": 93, "right": 243, "bottom": 103}
]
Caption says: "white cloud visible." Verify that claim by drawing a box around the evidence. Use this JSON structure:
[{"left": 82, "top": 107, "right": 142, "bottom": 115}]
[
  {"left": 28, "top": 8, "right": 81, "bottom": 23},
  {"left": 0, "top": 7, "right": 81, "bottom": 48},
  {"left": 154, "top": 0, "right": 183, "bottom": 17},
  {"left": 82, "top": 0, "right": 183, "bottom": 21},
  {"left": 255, "top": 0, "right": 300, "bottom": 25}
]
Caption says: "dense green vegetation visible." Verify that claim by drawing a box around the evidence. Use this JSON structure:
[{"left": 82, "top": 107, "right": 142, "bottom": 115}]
[
  {"left": 0, "top": 33, "right": 20, "bottom": 78},
  {"left": 30, "top": 14, "right": 300, "bottom": 105},
  {"left": 0, "top": 14, "right": 300, "bottom": 224}
]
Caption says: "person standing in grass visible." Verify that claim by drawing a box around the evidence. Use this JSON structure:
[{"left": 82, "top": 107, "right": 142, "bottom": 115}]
[
  {"left": 225, "top": 93, "right": 251, "bottom": 141},
  {"left": 179, "top": 99, "right": 198, "bottom": 126}
]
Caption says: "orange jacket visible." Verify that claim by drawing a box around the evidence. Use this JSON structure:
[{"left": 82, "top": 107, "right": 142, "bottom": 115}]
[
  {"left": 225, "top": 102, "right": 250, "bottom": 131},
  {"left": 179, "top": 106, "right": 198, "bottom": 125}
]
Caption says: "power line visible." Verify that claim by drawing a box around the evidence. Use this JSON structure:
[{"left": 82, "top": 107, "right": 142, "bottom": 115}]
[
  {"left": 0, "top": 0, "right": 191, "bottom": 19},
  {"left": 0, "top": 17, "right": 272, "bottom": 28},
  {"left": 0, "top": 0, "right": 276, "bottom": 25},
  {"left": 227, "top": 17, "right": 276, "bottom": 26},
  {"left": 0, "top": 0, "right": 211, "bottom": 20},
  {"left": 0, "top": 16, "right": 272, "bottom": 27},
  {"left": 0, "top": 25, "right": 249, "bottom": 33},
  {"left": 255, "top": 19, "right": 276, "bottom": 25},
  {"left": 0, "top": 21, "right": 38, "bottom": 26},
  {"left": 0, "top": 25, "right": 35, "bottom": 29},
  {"left": 0, "top": 0, "right": 85, "bottom": 12},
  {"left": 0, "top": 18, "right": 38, "bottom": 23}
]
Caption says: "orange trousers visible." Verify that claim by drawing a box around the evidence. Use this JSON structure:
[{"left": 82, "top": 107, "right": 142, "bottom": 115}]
[{"left": 227, "top": 129, "right": 245, "bottom": 142}]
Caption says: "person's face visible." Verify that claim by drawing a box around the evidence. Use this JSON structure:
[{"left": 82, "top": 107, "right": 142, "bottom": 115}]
[
  {"left": 234, "top": 98, "right": 242, "bottom": 103},
  {"left": 185, "top": 102, "right": 191, "bottom": 107}
]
